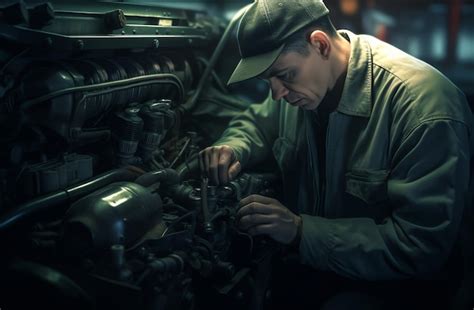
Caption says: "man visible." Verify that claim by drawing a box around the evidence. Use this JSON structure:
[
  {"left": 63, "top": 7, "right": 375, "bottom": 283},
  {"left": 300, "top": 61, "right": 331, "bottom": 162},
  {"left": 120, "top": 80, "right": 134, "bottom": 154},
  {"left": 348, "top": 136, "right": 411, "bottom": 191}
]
[{"left": 200, "top": 0, "right": 473, "bottom": 308}]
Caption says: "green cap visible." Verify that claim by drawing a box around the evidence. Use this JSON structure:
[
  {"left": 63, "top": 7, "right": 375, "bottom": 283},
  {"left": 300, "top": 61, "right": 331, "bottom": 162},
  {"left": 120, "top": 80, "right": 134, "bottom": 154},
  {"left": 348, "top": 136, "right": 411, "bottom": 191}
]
[{"left": 228, "top": 0, "right": 330, "bottom": 85}]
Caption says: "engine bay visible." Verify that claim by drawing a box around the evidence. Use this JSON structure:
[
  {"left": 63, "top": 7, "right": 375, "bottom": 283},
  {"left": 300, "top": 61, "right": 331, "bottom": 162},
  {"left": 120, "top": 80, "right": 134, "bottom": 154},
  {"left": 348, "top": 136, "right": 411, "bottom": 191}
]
[{"left": 0, "top": 1, "right": 280, "bottom": 309}]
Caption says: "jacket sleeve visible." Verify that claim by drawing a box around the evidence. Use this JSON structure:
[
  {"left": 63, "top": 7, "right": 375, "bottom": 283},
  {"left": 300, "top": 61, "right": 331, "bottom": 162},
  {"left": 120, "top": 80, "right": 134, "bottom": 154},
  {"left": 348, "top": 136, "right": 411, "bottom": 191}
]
[
  {"left": 299, "top": 119, "right": 472, "bottom": 280},
  {"left": 212, "top": 93, "right": 280, "bottom": 168}
]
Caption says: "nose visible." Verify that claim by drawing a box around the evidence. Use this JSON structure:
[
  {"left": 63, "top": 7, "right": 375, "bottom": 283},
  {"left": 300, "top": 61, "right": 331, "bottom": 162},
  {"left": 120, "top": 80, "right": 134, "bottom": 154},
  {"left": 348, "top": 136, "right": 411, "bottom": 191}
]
[{"left": 269, "top": 77, "right": 289, "bottom": 101}]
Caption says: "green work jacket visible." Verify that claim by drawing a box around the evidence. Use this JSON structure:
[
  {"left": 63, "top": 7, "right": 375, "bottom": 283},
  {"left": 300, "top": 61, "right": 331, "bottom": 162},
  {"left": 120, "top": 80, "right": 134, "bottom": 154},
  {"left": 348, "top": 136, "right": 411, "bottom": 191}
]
[{"left": 214, "top": 30, "right": 473, "bottom": 280}]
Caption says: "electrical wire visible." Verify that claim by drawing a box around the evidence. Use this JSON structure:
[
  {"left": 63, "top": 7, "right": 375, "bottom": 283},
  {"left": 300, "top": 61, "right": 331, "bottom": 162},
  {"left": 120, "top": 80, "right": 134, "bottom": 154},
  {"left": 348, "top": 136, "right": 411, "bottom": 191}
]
[
  {"left": 160, "top": 210, "right": 196, "bottom": 238},
  {"left": 180, "top": 4, "right": 251, "bottom": 113},
  {"left": 195, "top": 56, "right": 228, "bottom": 94},
  {"left": 0, "top": 47, "right": 31, "bottom": 76},
  {"left": 168, "top": 137, "right": 191, "bottom": 169},
  {"left": 164, "top": 203, "right": 189, "bottom": 214}
]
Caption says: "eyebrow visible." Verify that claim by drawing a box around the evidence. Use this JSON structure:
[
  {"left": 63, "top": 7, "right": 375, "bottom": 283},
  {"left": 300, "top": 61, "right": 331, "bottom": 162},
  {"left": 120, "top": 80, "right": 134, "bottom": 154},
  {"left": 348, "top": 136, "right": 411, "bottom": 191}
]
[{"left": 259, "top": 67, "right": 287, "bottom": 79}]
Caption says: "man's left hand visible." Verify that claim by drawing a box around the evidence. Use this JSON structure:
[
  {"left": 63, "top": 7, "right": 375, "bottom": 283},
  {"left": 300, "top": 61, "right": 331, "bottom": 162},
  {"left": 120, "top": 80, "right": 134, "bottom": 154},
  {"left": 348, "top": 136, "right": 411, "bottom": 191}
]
[{"left": 237, "top": 194, "right": 302, "bottom": 245}]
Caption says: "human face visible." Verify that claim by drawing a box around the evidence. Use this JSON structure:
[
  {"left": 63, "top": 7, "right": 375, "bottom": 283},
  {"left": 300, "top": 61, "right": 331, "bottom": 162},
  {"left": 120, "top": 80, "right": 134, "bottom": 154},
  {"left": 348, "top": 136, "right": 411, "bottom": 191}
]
[{"left": 259, "top": 47, "right": 331, "bottom": 111}]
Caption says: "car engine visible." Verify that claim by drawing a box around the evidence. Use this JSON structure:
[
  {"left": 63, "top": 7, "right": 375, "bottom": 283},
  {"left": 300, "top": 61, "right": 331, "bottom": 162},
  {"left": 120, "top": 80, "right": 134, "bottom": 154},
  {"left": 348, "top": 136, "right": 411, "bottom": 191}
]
[{"left": 0, "top": 1, "right": 281, "bottom": 309}]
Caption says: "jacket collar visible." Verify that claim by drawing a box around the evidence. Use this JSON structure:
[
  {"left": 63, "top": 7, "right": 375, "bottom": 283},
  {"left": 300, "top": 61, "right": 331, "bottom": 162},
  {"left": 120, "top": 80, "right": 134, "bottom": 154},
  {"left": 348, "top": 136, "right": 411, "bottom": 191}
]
[{"left": 336, "top": 30, "right": 373, "bottom": 118}]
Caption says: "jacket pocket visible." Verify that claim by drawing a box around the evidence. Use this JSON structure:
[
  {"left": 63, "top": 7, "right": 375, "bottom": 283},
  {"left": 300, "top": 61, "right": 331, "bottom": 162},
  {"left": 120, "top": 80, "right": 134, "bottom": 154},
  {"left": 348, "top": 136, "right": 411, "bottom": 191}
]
[
  {"left": 272, "top": 137, "right": 296, "bottom": 174},
  {"left": 345, "top": 168, "right": 390, "bottom": 205}
]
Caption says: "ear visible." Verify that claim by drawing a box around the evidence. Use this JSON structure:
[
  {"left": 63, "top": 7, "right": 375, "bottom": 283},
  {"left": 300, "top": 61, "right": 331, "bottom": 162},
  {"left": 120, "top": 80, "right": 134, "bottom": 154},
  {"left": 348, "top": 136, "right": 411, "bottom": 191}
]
[{"left": 308, "top": 30, "right": 331, "bottom": 59}]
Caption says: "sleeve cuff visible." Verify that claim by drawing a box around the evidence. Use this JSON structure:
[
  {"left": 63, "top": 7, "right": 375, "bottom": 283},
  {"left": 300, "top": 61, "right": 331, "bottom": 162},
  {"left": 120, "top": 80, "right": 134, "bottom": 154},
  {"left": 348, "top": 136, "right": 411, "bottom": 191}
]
[{"left": 298, "top": 214, "right": 336, "bottom": 271}]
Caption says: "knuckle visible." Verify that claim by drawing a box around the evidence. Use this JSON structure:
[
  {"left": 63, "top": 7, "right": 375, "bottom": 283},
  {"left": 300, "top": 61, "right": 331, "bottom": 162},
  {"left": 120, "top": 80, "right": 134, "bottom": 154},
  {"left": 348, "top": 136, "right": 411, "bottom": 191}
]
[{"left": 221, "top": 145, "right": 232, "bottom": 152}]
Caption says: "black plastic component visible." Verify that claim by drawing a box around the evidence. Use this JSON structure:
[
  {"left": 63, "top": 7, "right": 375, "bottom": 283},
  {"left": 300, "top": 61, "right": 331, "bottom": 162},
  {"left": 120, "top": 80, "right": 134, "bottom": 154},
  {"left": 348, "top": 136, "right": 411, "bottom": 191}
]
[
  {"left": 19, "top": 153, "right": 93, "bottom": 198},
  {"left": 63, "top": 182, "right": 162, "bottom": 256},
  {"left": 29, "top": 2, "right": 54, "bottom": 28},
  {"left": 1, "top": 1, "right": 29, "bottom": 25},
  {"left": 149, "top": 253, "right": 185, "bottom": 273},
  {"left": 103, "top": 9, "right": 126, "bottom": 30}
]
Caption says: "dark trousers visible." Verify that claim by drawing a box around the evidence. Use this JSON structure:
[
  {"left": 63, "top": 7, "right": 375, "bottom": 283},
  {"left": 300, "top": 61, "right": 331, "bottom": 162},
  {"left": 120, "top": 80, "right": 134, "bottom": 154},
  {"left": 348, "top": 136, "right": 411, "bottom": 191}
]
[{"left": 267, "top": 256, "right": 461, "bottom": 310}]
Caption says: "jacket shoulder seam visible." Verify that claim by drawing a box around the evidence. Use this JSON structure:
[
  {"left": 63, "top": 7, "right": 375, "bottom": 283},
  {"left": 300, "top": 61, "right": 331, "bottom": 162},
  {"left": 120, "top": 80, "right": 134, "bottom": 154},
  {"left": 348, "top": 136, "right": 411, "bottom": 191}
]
[
  {"left": 401, "top": 117, "right": 469, "bottom": 145},
  {"left": 372, "top": 62, "right": 416, "bottom": 103}
]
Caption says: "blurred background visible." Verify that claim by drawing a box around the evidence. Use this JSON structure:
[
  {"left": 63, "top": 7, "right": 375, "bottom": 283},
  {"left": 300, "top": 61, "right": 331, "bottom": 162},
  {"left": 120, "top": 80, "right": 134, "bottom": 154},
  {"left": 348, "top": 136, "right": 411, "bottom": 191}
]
[{"left": 119, "top": 0, "right": 474, "bottom": 107}]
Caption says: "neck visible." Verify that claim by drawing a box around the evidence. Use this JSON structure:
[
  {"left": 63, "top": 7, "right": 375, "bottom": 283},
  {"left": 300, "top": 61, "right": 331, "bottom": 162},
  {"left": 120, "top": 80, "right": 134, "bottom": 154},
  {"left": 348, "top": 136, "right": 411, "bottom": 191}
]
[
  {"left": 317, "top": 35, "right": 351, "bottom": 113},
  {"left": 328, "top": 34, "right": 351, "bottom": 90}
]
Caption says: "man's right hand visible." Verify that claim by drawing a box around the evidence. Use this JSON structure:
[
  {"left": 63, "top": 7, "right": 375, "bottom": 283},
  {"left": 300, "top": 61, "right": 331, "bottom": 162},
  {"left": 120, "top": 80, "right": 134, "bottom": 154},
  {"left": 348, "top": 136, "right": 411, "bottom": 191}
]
[{"left": 199, "top": 145, "right": 241, "bottom": 185}]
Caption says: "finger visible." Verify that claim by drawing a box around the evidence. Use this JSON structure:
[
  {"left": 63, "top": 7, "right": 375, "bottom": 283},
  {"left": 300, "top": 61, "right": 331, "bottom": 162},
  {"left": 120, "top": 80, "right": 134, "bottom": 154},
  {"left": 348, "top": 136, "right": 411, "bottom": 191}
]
[
  {"left": 247, "top": 223, "right": 276, "bottom": 237},
  {"left": 239, "top": 194, "right": 277, "bottom": 208},
  {"left": 239, "top": 213, "right": 276, "bottom": 231},
  {"left": 209, "top": 148, "right": 219, "bottom": 185},
  {"left": 218, "top": 148, "right": 233, "bottom": 184},
  {"left": 236, "top": 202, "right": 275, "bottom": 219},
  {"left": 228, "top": 161, "right": 241, "bottom": 180}
]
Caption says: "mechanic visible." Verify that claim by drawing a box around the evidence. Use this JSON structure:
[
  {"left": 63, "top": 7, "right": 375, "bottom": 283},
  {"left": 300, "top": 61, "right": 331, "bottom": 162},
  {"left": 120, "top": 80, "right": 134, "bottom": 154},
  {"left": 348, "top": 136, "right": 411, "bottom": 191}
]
[{"left": 199, "top": 0, "right": 474, "bottom": 308}]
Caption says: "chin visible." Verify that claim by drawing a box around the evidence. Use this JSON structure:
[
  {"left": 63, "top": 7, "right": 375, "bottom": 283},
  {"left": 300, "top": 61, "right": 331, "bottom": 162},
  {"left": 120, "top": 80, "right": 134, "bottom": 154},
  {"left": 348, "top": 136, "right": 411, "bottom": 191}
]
[{"left": 302, "top": 101, "right": 320, "bottom": 111}]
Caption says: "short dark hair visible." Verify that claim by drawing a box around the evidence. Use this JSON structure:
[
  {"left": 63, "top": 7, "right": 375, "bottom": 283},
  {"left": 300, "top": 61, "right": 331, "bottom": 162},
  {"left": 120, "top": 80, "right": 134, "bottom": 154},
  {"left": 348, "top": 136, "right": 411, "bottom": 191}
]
[{"left": 282, "top": 15, "right": 337, "bottom": 56}]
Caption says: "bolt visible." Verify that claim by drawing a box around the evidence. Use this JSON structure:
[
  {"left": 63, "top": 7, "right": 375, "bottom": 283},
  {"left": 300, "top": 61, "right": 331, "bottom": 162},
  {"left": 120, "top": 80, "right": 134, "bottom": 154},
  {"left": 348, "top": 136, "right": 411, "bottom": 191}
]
[{"left": 75, "top": 39, "right": 84, "bottom": 50}]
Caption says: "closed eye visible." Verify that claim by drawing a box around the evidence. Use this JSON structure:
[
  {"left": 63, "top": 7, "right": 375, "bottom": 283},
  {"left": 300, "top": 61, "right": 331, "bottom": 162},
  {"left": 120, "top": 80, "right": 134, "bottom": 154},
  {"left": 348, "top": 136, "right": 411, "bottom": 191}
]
[{"left": 277, "top": 70, "right": 295, "bottom": 82}]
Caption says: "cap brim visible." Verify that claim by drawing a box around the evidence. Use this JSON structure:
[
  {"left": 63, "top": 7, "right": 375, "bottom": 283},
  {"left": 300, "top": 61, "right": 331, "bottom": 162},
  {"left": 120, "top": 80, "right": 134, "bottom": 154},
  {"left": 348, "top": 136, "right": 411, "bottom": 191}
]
[{"left": 227, "top": 44, "right": 285, "bottom": 85}]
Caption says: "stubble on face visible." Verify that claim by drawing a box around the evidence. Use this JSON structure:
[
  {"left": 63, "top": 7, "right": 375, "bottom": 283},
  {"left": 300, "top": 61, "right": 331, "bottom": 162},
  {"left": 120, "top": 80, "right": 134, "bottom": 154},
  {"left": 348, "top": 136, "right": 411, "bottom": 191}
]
[{"left": 275, "top": 52, "right": 329, "bottom": 111}]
